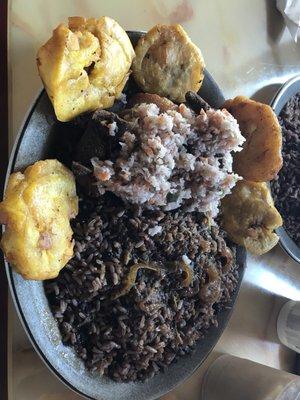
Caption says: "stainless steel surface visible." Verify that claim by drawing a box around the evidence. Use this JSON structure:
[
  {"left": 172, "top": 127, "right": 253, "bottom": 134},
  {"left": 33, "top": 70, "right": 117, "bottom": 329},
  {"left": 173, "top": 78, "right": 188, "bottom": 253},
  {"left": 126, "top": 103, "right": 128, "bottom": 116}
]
[
  {"left": 201, "top": 354, "right": 300, "bottom": 400},
  {"left": 270, "top": 75, "right": 300, "bottom": 264},
  {"left": 245, "top": 247, "right": 300, "bottom": 301}
]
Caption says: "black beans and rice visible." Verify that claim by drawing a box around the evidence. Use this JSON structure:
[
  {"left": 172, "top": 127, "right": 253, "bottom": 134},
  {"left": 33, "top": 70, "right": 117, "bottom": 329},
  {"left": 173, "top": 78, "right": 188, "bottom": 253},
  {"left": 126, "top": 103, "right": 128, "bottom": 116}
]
[
  {"left": 271, "top": 93, "right": 300, "bottom": 246},
  {"left": 45, "top": 94, "right": 241, "bottom": 382},
  {"left": 45, "top": 194, "right": 238, "bottom": 381}
]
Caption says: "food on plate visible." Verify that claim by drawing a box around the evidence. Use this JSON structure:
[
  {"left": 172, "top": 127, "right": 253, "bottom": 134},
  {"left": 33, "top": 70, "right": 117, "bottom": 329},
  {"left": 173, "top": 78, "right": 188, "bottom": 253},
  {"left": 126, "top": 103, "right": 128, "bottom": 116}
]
[
  {"left": 271, "top": 93, "right": 300, "bottom": 246},
  {"left": 127, "top": 92, "right": 177, "bottom": 112},
  {"left": 45, "top": 193, "right": 238, "bottom": 381},
  {"left": 73, "top": 95, "right": 245, "bottom": 216},
  {"left": 37, "top": 16, "right": 134, "bottom": 122},
  {"left": 224, "top": 96, "right": 283, "bottom": 182},
  {"left": 221, "top": 180, "right": 282, "bottom": 255},
  {"left": 132, "top": 24, "right": 205, "bottom": 102},
  {"left": 185, "top": 91, "right": 210, "bottom": 112},
  {"left": 7, "top": 19, "right": 285, "bottom": 384},
  {"left": 41, "top": 80, "right": 243, "bottom": 381},
  {"left": 0, "top": 160, "right": 78, "bottom": 280},
  {"left": 75, "top": 109, "right": 136, "bottom": 167}
]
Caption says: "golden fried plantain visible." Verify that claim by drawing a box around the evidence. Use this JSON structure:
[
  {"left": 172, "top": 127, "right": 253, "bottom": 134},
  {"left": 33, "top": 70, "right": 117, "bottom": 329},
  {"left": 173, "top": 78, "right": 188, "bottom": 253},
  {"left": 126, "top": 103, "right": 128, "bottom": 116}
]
[
  {"left": 0, "top": 160, "right": 78, "bottom": 280},
  {"left": 221, "top": 180, "right": 282, "bottom": 255},
  {"left": 37, "top": 16, "right": 135, "bottom": 122},
  {"left": 224, "top": 96, "right": 282, "bottom": 182},
  {"left": 132, "top": 24, "right": 205, "bottom": 103}
]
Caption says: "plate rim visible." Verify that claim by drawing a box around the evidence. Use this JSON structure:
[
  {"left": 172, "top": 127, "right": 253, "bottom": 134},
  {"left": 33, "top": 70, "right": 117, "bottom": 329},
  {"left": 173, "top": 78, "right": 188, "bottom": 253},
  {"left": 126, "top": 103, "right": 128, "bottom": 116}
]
[{"left": 3, "top": 89, "right": 91, "bottom": 398}]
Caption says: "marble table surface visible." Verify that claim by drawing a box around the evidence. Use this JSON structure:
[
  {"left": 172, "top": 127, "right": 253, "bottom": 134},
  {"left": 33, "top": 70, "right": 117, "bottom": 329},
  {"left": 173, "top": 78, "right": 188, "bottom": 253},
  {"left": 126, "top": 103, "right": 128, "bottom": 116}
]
[{"left": 8, "top": 0, "right": 300, "bottom": 399}]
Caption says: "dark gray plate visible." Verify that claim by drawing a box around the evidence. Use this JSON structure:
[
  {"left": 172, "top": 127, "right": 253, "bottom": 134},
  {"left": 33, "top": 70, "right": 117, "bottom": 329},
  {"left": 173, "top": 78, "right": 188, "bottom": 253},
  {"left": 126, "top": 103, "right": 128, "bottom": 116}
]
[
  {"left": 3, "top": 31, "right": 246, "bottom": 400},
  {"left": 270, "top": 75, "right": 300, "bottom": 264}
]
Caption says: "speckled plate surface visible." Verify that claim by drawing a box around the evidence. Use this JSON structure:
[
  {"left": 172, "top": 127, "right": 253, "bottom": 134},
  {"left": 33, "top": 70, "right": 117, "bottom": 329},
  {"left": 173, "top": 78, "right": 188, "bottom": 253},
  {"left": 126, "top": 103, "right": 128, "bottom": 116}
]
[
  {"left": 3, "top": 31, "right": 246, "bottom": 400},
  {"left": 270, "top": 75, "right": 300, "bottom": 264}
]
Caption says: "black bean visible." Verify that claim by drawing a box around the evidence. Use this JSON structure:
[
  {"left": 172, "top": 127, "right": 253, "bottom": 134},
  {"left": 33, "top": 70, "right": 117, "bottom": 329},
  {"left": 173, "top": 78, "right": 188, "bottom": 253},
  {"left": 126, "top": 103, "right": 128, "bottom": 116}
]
[
  {"left": 44, "top": 191, "right": 238, "bottom": 382},
  {"left": 271, "top": 93, "right": 300, "bottom": 246}
]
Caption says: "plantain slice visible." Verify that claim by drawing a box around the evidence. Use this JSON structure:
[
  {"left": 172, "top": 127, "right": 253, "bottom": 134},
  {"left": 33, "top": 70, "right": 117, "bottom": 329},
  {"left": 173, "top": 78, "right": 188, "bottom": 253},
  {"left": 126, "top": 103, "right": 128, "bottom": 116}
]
[
  {"left": 0, "top": 160, "right": 78, "bottom": 280},
  {"left": 224, "top": 96, "right": 282, "bottom": 182},
  {"left": 221, "top": 180, "right": 282, "bottom": 255},
  {"left": 37, "top": 16, "right": 134, "bottom": 122},
  {"left": 132, "top": 24, "right": 205, "bottom": 103}
]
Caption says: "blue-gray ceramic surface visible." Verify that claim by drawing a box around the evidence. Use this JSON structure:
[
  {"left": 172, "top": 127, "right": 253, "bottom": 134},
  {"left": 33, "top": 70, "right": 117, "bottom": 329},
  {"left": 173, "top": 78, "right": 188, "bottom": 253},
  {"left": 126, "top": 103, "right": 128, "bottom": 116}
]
[
  {"left": 270, "top": 75, "right": 300, "bottom": 264},
  {"left": 3, "top": 31, "right": 246, "bottom": 400}
]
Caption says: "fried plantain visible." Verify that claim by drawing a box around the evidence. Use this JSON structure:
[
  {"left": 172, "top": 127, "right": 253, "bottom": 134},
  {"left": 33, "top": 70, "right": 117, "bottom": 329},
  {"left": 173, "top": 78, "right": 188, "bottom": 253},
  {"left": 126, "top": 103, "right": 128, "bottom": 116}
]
[
  {"left": 0, "top": 160, "right": 78, "bottom": 280},
  {"left": 37, "top": 16, "right": 135, "bottom": 122},
  {"left": 224, "top": 96, "right": 282, "bottom": 182},
  {"left": 221, "top": 180, "right": 282, "bottom": 255},
  {"left": 132, "top": 24, "right": 205, "bottom": 103}
]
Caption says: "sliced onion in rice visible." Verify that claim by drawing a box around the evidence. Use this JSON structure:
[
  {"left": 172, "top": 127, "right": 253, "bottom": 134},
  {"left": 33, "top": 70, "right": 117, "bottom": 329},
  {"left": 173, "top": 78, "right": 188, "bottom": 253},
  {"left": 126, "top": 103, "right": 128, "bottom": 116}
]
[
  {"left": 111, "top": 263, "right": 161, "bottom": 299},
  {"left": 181, "top": 261, "right": 194, "bottom": 287}
]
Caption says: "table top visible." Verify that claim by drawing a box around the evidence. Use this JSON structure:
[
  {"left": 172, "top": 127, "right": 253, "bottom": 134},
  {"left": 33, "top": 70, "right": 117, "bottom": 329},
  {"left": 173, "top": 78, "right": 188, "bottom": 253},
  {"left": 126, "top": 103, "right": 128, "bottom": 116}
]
[{"left": 8, "top": 0, "right": 300, "bottom": 399}]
